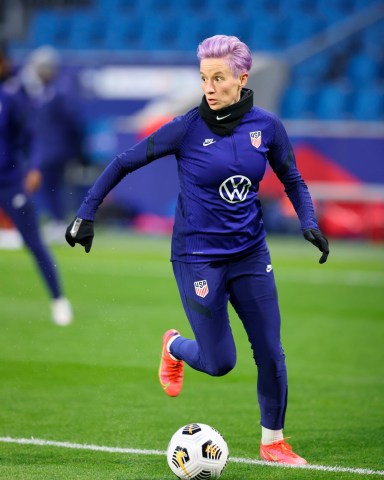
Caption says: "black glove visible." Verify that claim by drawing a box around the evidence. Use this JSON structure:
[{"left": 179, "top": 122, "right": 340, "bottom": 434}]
[
  {"left": 65, "top": 218, "right": 94, "bottom": 253},
  {"left": 304, "top": 228, "right": 329, "bottom": 264}
]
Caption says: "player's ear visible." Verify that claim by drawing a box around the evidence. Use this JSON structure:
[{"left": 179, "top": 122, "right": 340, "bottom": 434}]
[{"left": 239, "top": 72, "right": 248, "bottom": 87}]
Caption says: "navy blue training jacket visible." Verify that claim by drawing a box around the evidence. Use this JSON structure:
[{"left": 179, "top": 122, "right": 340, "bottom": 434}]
[{"left": 77, "top": 105, "right": 319, "bottom": 262}]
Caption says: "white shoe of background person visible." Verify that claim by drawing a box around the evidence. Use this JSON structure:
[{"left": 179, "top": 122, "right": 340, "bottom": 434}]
[
  {"left": 0, "top": 228, "right": 23, "bottom": 250},
  {"left": 43, "top": 221, "right": 67, "bottom": 245},
  {"left": 51, "top": 297, "right": 73, "bottom": 326}
]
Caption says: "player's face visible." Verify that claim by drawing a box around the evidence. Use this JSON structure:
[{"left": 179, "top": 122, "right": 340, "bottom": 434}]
[{"left": 200, "top": 58, "right": 248, "bottom": 110}]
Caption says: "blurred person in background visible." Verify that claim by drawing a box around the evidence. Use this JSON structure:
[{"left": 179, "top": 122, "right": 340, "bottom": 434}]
[
  {"left": 23, "top": 45, "right": 87, "bottom": 244},
  {"left": 0, "top": 44, "right": 73, "bottom": 325},
  {"left": 65, "top": 35, "right": 329, "bottom": 462}
]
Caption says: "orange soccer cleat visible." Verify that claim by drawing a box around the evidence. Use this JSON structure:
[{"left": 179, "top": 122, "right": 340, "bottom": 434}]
[
  {"left": 159, "top": 329, "right": 184, "bottom": 397},
  {"left": 260, "top": 438, "right": 307, "bottom": 465}
]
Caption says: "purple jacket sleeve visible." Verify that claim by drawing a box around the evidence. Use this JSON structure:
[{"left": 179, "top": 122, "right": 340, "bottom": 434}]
[
  {"left": 267, "top": 115, "right": 319, "bottom": 232},
  {"left": 77, "top": 115, "right": 187, "bottom": 220}
]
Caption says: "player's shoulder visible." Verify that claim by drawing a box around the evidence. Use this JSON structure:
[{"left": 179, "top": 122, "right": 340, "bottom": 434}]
[
  {"left": 168, "top": 107, "right": 201, "bottom": 140},
  {"left": 178, "top": 107, "right": 200, "bottom": 125},
  {"left": 165, "top": 107, "right": 199, "bottom": 129},
  {"left": 249, "top": 105, "right": 281, "bottom": 123},
  {"left": 248, "top": 105, "right": 286, "bottom": 137}
]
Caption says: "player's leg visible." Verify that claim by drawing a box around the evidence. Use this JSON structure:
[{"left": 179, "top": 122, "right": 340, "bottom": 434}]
[
  {"left": 35, "top": 166, "right": 66, "bottom": 222},
  {"left": 159, "top": 260, "right": 236, "bottom": 396},
  {"left": 170, "top": 260, "right": 236, "bottom": 376},
  {"left": 228, "top": 246, "right": 306, "bottom": 464},
  {"left": 35, "top": 166, "right": 67, "bottom": 244},
  {"left": 1, "top": 183, "right": 72, "bottom": 325},
  {"left": 3, "top": 187, "right": 61, "bottom": 298},
  {"left": 228, "top": 246, "right": 287, "bottom": 430}
]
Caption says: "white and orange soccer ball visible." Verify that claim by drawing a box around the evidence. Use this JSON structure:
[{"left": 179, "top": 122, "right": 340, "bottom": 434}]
[{"left": 167, "top": 423, "right": 229, "bottom": 479}]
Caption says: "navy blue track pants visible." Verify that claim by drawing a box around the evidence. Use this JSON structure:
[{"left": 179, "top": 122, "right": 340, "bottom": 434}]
[
  {"left": 171, "top": 244, "right": 288, "bottom": 430},
  {"left": 0, "top": 180, "right": 62, "bottom": 299},
  {"left": 33, "top": 165, "right": 67, "bottom": 222}
]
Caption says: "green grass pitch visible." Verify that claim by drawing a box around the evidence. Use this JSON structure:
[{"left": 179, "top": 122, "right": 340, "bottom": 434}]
[{"left": 0, "top": 231, "right": 383, "bottom": 479}]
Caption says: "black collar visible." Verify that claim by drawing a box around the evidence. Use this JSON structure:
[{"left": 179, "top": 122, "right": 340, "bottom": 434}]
[{"left": 198, "top": 88, "right": 254, "bottom": 136}]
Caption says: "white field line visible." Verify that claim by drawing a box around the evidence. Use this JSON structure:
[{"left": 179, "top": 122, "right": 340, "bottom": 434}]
[{"left": 1, "top": 436, "right": 384, "bottom": 476}]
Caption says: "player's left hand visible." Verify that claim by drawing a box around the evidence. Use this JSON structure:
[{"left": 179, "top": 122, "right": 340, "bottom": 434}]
[
  {"left": 303, "top": 229, "right": 329, "bottom": 264},
  {"left": 24, "top": 169, "right": 42, "bottom": 194},
  {"left": 65, "top": 217, "right": 94, "bottom": 253}
]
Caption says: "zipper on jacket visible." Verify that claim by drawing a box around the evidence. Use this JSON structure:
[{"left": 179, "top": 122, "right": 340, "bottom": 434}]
[{"left": 230, "top": 134, "right": 239, "bottom": 166}]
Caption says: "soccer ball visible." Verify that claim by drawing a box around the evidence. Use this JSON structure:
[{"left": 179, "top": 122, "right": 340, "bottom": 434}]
[{"left": 167, "top": 423, "right": 229, "bottom": 479}]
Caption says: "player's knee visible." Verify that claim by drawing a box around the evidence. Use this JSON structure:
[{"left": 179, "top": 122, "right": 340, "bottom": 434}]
[
  {"left": 255, "top": 355, "right": 286, "bottom": 378},
  {"left": 206, "top": 357, "right": 236, "bottom": 377}
]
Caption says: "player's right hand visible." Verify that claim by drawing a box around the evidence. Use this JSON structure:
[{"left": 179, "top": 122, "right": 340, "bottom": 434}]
[{"left": 65, "top": 217, "right": 94, "bottom": 253}]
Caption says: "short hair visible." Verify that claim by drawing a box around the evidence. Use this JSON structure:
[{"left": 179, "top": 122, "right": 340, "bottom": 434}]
[{"left": 197, "top": 35, "right": 252, "bottom": 77}]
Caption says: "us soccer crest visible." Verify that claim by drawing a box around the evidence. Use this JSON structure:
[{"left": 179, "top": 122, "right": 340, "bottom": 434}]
[
  {"left": 194, "top": 280, "right": 209, "bottom": 298},
  {"left": 250, "top": 131, "right": 262, "bottom": 148}
]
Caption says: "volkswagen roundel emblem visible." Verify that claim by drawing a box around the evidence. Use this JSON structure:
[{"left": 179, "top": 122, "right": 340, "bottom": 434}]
[{"left": 219, "top": 175, "right": 252, "bottom": 204}]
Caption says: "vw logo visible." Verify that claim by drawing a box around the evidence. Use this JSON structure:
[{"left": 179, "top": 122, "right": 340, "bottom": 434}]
[{"left": 219, "top": 175, "right": 252, "bottom": 204}]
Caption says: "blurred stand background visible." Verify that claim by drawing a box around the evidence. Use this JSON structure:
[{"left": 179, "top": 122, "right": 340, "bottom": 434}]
[{"left": 1, "top": 0, "right": 383, "bottom": 243}]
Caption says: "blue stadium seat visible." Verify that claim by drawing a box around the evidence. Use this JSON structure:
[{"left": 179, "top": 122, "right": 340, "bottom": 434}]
[
  {"left": 361, "top": 20, "right": 384, "bottom": 58},
  {"left": 347, "top": 54, "right": 380, "bottom": 87},
  {"left": 352, "top": 87, "right": 384, "bottom": 121},
  {"left": 140, "top": 14, "right": 182, "bottom": 51},
  {"left": 175, "top": 14, "right": 218, "bottom": 52},
  {"left": 29, "top": 10, "right": 71, "bottom": 48},
  {"left": 257, "top": 0, "right": 282, "bottom": 11},
  {"left": 182, "top": 0, "right": 208, "bottom": 15},
  {"left": 292, "top": 54, "right": 331, "bottom": 86},
  {"left": 212, "top": 0, "right": 254, "bottom": 16},
  {"left": 287, "top": 0, "right": 317, "bottom": 10},
  {"left": 97, "top": 0, "right": 142, "bottom": 15},
  {"left": 247, "top": 13, "right": 287, "bottom": 51},
  {"left": 314, "top": 83, "right": 351, "bottom": 120},
  {"left": 114, "top": 0, "right": 142, "bottom": 14},
  {"left": 353, "top": 0, "right": 379, "bottom": 9},
  {"left": 104, "top": 16, "right": 144, "bottom": 50},
  {"left": 280, "top": 85, "right": 316, "bottom": 119},
  {"left": 285, "top": 13, "right": 326, "bottom": 45},
  {"left": 143, "top": 0, "right": 183, "bottom": 17},
  {"left": 214, "top": 16, "right": 254, "bottom": 43},
  {"left": 317, "top": 0, "right": 355, "bottom": 22},
  {"left": 66, "top": 12, "right": 107, "bottom": 50}
]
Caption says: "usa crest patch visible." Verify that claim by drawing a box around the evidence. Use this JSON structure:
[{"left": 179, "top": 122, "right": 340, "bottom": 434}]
[
  {"left": 194, "top": 280, "right": 209, "bottom": 298},
  {"left": 250, "top": 131, "right": 261, "bottom": 148}
]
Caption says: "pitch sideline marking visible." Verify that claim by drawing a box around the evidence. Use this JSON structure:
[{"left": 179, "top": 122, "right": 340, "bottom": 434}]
[{"left": 0, "top": 436, "right": 383, "bottom": 477}]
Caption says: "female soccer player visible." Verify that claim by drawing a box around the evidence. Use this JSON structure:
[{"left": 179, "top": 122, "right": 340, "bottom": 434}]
[{"left": 66, "top": 35, "right": 329, "bottom": 464}]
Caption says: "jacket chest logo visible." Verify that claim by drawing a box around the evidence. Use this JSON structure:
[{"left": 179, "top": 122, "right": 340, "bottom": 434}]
[
  {"left": 219, "top": 175, "right": 252, "bottom": 204},
  {"left": 250, "top": 131, "right": 262, "bottom": 148}
]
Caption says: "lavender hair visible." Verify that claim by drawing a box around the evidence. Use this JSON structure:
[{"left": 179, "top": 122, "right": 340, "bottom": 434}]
[{"left": 197, "top": 35, "right": 252, "bottom": 77}]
